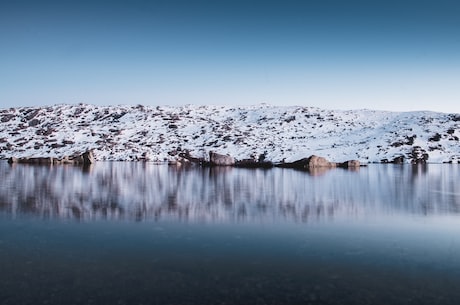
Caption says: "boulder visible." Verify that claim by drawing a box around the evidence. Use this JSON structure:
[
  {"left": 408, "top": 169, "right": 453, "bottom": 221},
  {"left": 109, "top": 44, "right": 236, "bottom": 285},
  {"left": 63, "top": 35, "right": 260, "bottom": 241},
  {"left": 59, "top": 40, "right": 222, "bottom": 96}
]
[
  {"left": 308, "top": 155, "right": 335, "bottom": 167},
  {"left": 277, "top": 155, "right": 336, "bottom": 169},
  {"left": 339, "top": 160, "right": 361, "bottom": 168},
  {"left": 209, "top": 151, "right": 235, "bottom": 166},
  {"left": 81, "top": 150, "right": 95, "bottom": 165},
  {"left": 178, "top": 151, "right": 209, "bottom": 166},
  {"left": 7, "top": 157, "right": 18, "bottom": 164},
  {"left": 381, "top": 156, "right": 404, "bottom": 164}
]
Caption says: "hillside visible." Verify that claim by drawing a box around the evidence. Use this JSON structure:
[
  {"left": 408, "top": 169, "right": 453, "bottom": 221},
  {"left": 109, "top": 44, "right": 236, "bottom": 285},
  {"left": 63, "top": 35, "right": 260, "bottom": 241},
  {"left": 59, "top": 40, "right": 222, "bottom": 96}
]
[{"left": 1, "top": 104, "right": 459, "bottom": 163}]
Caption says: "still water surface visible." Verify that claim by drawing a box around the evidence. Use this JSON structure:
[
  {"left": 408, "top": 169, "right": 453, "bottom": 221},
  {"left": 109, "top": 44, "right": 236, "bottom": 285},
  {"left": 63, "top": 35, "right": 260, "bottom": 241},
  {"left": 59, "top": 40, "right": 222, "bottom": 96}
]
[{"left": 1, "top": 162, "right": 460, "bottom": 304}]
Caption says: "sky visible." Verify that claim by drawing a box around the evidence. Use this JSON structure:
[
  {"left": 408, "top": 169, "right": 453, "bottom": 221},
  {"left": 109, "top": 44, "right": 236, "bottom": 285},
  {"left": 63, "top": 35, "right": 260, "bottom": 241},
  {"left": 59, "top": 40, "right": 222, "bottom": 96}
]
[{"left": 1, "top": 0, "right": 459, "bottom": 113}]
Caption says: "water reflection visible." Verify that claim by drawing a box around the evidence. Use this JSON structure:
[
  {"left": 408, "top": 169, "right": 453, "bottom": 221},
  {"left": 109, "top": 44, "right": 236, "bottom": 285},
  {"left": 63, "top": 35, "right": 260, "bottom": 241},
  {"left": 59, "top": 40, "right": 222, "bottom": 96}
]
[{"left": 1, "top": 162, "right": 460, "bottom": 221}]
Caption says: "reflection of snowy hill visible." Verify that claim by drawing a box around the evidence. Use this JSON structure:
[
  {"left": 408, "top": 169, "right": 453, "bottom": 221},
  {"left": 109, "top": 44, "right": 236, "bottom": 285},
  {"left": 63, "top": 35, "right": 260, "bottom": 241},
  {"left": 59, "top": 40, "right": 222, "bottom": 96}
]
[
  {"left": 1, "top": 163, "right": 459, "bottom": 222},
  {"left": 1, "top": 104, "right": 460, "bottom": 163}
]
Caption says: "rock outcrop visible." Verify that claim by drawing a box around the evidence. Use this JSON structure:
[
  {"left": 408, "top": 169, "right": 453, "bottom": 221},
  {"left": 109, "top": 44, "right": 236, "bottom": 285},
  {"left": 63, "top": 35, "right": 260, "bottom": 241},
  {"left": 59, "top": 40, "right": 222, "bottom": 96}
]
[
  {"left": 277, "top": 155, "right": 362, "bottom": 172},
  {"left": 409, "top": 146, "right": 429, "bottom": 164},
  {"left": 339, "top": 160, "right": 361, "bottom": 168},
  {"left": 278, "top": 155, "right": 336, "bottom": 169},
  {"left": 381, "top": 156, "right": 405, "bottom": 164},
  {"left": 234, "top": 159, "right": 274, "bottom": 168},
  {"left": 209, "top": 151, "right": 235, "bottom": 166},
  {"left": 8, "top": 150, "right": 95, "bottom": 166}
]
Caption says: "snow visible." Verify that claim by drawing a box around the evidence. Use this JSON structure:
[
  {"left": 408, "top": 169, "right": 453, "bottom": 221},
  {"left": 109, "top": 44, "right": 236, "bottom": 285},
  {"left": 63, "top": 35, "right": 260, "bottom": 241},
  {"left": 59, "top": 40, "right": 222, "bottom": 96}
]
[{"left": 1, "top": 103, "right": 459, "bottom": 163}]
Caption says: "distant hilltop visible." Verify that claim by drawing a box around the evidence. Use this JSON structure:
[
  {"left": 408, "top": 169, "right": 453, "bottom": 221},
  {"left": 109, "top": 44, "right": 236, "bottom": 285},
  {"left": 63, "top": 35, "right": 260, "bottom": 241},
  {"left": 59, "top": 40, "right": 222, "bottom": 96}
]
[{"left": 1, "top": 103, "right": 459, "bottom": 164}]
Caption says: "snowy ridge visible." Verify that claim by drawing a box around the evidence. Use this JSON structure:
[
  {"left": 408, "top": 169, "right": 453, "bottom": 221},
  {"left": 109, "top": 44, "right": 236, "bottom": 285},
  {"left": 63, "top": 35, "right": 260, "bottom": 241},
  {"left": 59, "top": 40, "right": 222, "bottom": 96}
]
[{"left": 1, "top": 104, "right": 460, "bottom": 163}]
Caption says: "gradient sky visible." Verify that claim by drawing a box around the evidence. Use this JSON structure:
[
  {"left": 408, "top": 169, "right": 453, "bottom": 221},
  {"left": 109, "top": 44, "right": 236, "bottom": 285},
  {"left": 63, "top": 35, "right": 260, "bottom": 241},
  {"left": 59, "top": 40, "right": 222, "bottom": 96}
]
[{"left": 1, "top": 0, "right": 459, "bottom": 112}]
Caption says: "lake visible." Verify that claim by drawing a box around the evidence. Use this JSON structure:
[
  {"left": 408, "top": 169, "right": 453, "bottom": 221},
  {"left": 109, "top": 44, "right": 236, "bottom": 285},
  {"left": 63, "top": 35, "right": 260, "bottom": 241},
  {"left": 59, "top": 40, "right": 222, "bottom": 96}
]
[{"left": 1, "top": 162, "right": 460, "bottom": 305}]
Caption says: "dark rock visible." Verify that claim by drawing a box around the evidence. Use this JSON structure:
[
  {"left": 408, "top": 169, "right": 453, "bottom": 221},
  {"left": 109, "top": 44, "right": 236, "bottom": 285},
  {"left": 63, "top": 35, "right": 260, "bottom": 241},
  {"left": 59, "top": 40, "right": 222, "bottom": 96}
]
[
  {"left": 409, "top": 146, "right": 429, "bottom": 164},
  {"left": 405, "top": 135, "right": 416, "bottom": 145},
  {"left": 428, "top": 133, "right": 442, "bottom": 142},
  {"left": 50, "top": 143, "right": 66, "bottom": 149},
  {"left": 258, "top": 152, "right": 268, "bottom": 162},
  {"left": 382, "top": 156, "right": 405, "bottom": 164},
  {"left": 1, "top": 114, "right": 16, "bottom": 123},
  {"left": 168, "top": 150, "right": 179, "bottom": 156},
  {"left": 42, "top": 128, "right": 55, "bottom": 136},
  {"left": 81, "top": 150, "right": 95, "bottom": 165},
  {"left": 24, "top": 109, "right": 40, "bottom": 121},
  {"left": 111, "top": 112, "right": 127, "bottom": 120},
  {"left": 234, "top": 159, "right": 274, "bottom": 168},
  {"left": 7, "top": 157, "right": 18, "bottom": 164},
  {"left": 339, "top": 160, "right": 361, "bottom": 168},
  {"left": 392, "top": 156, "right": 405, "bottom": 164},
  {"left": 8, "top": 157, "right": 54, "bottom": 165},
  {"left": 178, "top": 151, "right": 209, "bottom": 166},
  {"left": 28, "top": 119, "right": 40, "bottom": 127},
  {"left": 284, "top": 115, "right": 296, "bottom": 123},
  {"left": 391, "top": 135, "right": 416, "bottom": 147}
]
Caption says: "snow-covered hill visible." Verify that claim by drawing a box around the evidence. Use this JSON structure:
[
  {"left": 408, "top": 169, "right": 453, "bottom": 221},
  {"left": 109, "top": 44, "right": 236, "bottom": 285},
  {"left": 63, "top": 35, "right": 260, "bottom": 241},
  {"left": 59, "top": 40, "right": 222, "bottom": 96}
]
[{"left": 1, "top": 104, "right": 459, "bottom": 163}]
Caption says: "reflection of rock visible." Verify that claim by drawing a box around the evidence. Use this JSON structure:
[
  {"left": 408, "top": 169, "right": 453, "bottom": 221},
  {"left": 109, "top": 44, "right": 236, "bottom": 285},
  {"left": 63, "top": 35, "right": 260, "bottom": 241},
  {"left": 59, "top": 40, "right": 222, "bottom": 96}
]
[
  {"left": 307, "top": 167, "right": 335, "bottom": 176},
  {"left": 7, "top": 150, "right": 95, "bottom": 166},
  {"left": 209, "top": 151, "right": 235, "bottom": 166}
]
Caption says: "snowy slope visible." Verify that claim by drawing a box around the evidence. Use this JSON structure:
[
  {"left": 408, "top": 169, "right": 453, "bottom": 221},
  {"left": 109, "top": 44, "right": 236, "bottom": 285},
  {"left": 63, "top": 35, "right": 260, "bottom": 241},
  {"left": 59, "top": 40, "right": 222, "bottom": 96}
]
[{"left": 1, "top": 104, "right": 459, "bottom": 163}]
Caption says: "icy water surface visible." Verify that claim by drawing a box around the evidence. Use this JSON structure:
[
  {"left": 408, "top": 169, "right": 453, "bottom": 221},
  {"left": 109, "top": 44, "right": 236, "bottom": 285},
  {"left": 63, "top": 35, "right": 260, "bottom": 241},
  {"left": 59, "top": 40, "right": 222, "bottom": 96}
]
[{"left": 1, "top": 162, "right": 460, "bottom": 304}]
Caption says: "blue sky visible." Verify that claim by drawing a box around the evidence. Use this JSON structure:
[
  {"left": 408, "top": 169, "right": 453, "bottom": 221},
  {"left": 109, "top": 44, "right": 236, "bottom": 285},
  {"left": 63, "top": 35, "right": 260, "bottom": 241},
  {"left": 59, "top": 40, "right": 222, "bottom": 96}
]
[{"left": 1, "top": 0, "right": 459, "bottom": 112}]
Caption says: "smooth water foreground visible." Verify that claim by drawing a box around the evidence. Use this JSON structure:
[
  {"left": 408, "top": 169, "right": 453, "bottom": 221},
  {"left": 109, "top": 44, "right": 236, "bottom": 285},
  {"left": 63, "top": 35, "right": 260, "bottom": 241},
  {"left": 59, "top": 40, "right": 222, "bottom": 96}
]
[{"left": 1, "top": 162, "right": 460, "bottom": 305}]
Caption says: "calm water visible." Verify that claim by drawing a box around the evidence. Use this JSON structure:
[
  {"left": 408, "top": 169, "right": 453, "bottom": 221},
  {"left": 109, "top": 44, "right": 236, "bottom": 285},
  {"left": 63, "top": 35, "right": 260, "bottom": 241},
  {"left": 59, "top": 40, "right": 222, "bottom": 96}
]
[{"left": 1, "top": 162, "right": 460, "bottom": 305}]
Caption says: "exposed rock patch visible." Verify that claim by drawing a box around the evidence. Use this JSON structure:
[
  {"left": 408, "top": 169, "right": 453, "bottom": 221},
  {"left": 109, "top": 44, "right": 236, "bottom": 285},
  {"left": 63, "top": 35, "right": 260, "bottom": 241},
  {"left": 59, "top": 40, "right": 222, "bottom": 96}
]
[
  {"left": 279, "top": 155, "right": 336, "bottom": 169},
  {"left": 8, "top": 150, "right": 94, "bottom": 166},
  {"left": 209, "top": 151, "right": 235, "bottom": 166}
]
